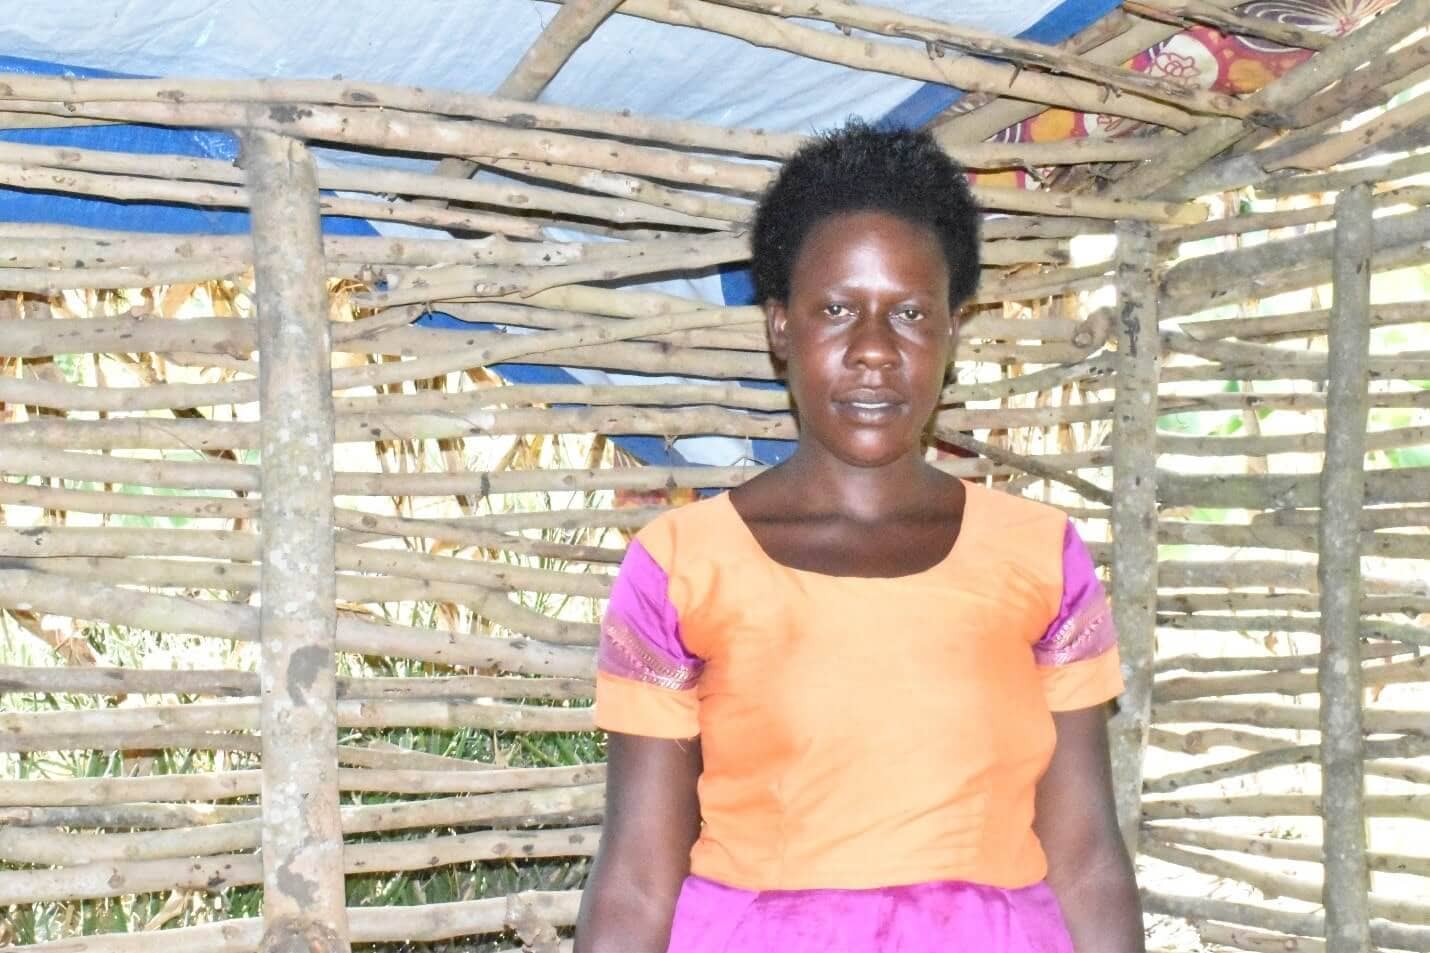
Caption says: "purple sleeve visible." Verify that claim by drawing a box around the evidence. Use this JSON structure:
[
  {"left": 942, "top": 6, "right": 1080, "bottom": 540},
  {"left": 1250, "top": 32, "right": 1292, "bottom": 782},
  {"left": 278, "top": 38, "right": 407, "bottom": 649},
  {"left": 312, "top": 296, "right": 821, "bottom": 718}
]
[
  {"left": 1034, "top": 522, "right": 1118, "bottom": 667},
  {"left": 598, "top": 539, "right": 703, "bottom": 690}
]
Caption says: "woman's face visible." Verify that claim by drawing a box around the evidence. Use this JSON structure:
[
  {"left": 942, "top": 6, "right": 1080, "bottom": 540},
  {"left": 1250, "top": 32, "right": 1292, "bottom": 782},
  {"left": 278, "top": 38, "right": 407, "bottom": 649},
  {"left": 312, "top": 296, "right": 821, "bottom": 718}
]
[{"left": 767, "top": 209, "right": 957, "bottom": 470}]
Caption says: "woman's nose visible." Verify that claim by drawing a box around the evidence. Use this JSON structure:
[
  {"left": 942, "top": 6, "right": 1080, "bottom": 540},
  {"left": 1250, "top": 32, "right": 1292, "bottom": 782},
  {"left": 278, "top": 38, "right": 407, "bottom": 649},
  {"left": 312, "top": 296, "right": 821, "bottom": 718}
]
[{"left": 845, "top": 314, "right": 899, "bottom": 369}]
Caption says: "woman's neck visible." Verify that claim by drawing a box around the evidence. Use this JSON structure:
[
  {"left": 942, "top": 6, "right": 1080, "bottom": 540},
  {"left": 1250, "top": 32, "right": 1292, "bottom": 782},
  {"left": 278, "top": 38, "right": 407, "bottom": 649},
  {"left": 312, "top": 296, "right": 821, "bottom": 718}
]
[{"left": 779, "top": 444, "right": 944, "bottom": 522}]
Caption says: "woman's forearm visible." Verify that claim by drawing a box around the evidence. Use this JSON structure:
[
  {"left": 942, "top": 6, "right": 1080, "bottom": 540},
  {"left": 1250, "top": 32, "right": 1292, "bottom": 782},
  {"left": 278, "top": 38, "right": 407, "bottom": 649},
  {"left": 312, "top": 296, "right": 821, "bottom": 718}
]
[
  {"left": 1049, "top": 846, "right": 1144, "bottom": 953},
  {"left": 575, "top": 860, "right": 682, "bottom": 953}
]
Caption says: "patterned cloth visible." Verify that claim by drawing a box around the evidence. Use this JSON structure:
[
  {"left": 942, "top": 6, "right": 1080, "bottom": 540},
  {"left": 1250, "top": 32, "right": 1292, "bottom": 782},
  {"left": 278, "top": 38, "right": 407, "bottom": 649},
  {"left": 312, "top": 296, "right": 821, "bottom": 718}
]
[{"left": 595, "top": 483, "right": 1123, "bottom": 951}]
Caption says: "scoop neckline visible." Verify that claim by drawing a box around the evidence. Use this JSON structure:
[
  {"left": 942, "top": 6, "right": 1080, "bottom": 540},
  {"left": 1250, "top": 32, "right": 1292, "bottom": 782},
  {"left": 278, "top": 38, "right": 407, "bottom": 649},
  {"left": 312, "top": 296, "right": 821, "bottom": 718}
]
[{"left": 720, "top": 479, "right": 978, "bottom": 581}]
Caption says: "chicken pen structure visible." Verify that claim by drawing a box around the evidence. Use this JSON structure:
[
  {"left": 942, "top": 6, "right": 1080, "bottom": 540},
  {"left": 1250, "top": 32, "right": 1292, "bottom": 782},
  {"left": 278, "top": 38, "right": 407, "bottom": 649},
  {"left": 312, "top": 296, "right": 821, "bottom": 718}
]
[{"left": 0, "top": 1, "right": 1426, "bottom": 950}]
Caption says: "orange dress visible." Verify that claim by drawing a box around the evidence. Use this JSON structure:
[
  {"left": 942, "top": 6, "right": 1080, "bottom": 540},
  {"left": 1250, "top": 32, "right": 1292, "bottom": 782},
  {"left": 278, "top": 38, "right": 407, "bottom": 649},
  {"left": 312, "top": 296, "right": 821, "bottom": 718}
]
[{"left": 595, "top": 483, "right": 1123, "bottom": 950}]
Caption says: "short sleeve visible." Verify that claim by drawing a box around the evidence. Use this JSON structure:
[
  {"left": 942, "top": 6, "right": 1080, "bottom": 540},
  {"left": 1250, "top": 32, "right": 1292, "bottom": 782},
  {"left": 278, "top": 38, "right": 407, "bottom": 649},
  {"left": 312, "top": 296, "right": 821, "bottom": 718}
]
[
  {"left": 594, "top": 539, "right": 703, "bottom": 739},
  {"left": 1036, "top": 522, "right": 1124, "bottom": 712}
]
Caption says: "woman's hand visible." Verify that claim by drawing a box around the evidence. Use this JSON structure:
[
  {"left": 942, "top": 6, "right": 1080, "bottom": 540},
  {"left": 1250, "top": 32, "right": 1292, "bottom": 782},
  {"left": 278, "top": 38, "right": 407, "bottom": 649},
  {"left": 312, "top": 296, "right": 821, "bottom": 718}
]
[
  {"left": 575, "top": 732, "right": 703, "bottom": 953},
  {"left": 1034, "top": 705, "right": 1146, "bottom": 953}
]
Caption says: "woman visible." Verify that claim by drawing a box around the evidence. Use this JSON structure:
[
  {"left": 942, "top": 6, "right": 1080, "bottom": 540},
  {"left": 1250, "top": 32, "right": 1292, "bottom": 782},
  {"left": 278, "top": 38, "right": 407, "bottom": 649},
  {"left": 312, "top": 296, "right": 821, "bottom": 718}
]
[{"left": 576, "top": 122, "right": 1143, "bottom": 953}]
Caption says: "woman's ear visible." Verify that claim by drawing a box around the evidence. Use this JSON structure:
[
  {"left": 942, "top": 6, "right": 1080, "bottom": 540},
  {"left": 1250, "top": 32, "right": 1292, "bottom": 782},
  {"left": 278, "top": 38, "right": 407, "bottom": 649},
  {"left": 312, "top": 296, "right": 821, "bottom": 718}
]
[{"left": 765, "top": 299, "right": 790, "bottom": 362}]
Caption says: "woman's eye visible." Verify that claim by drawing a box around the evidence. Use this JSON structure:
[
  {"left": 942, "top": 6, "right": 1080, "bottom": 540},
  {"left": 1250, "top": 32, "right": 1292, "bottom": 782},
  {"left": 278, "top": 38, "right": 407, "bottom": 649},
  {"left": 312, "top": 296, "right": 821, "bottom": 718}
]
[
  {"left": 822, "top": 303, "right": 851, "bottom": 318},
  {"left": 896, "top": 308, "right": 925, "bottom": 322}
]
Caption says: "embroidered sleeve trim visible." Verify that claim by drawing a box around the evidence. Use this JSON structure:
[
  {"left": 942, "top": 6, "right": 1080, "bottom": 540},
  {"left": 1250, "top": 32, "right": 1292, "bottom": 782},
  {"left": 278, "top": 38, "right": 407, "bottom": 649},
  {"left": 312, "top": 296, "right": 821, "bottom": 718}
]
[
  {"left": 598, "top": 614, "right": 703, "bottom": 691},
  {"left": 1035, "top": 598, "right": 1118, "bottom": 668}
]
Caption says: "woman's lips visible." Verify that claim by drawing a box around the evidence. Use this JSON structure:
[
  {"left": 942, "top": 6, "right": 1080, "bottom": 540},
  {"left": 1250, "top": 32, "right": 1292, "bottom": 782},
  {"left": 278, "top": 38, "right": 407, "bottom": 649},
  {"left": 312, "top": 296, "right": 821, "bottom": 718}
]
[{"left": 832, "top": 389, "right": 908, "bottom": 422}]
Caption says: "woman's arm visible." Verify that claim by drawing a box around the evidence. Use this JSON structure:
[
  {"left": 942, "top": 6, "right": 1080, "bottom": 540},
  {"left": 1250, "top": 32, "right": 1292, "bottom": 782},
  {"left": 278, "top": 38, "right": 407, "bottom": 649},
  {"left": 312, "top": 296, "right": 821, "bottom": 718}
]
[
  {"left": 575, "top": 732, "right": 703, "bottom": 953},
  {"left": 1033, "top": 705, "right": 1145, "bottom": 953}
]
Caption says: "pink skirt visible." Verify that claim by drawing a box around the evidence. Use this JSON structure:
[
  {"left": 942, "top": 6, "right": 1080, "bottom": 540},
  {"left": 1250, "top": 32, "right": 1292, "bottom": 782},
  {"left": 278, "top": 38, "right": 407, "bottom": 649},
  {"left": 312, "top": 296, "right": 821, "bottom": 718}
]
[{"left": 667, "top": 875, "right": 1074, "bottom": 953}]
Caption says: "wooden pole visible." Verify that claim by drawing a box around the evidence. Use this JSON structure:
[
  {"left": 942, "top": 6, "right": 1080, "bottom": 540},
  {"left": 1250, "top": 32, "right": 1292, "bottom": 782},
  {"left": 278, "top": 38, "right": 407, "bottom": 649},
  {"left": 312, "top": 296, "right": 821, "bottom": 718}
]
[
  {"left": 1319, "top": 183, "right": 1374, "bottom": 953},
  {"left": 1108, "top": 221, "right": 1160, "bottom": 851},
  {"left": 241, "top": 129, "right": 350, "bottom": 953},
  {"left": 427, "top": 0, "right": 624, "bottom": 205},
  {"left": 1108, "top": 0, "right": 1430, "bottom": 198}
]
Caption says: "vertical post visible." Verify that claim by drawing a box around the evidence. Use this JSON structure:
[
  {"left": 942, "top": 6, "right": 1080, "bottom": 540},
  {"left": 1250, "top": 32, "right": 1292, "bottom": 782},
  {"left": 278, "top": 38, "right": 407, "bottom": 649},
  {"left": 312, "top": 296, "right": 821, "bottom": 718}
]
[
  {"left": 1108, "top": 221, "right": 1160, "bottom": 852},
  {"left": 1319, "top": 184, "right": 1373, "bottom": 953},
  {"left": 243, "top": 129, "right": 349, "bottom": 953}
]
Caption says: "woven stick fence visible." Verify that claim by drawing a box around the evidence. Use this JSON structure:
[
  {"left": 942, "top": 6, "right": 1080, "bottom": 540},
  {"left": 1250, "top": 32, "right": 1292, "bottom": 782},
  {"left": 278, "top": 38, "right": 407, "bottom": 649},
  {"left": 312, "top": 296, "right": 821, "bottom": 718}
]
[{"left": 1, "top": 2, "right": 1428, "bottom": 950}]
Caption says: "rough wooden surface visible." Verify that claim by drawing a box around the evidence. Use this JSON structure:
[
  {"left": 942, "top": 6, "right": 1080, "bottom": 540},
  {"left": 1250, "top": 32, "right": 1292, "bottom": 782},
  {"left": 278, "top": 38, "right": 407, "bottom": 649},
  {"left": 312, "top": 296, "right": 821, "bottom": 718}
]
[
  {"left": 1318, "top": 184, "right": 1375, "bottom": 953},
  {"left": 241, "top": 129, "right": 350, "bottom": 953},
  {"left": 1108, "top": 221, "right": 1161, "bottom": 850}
]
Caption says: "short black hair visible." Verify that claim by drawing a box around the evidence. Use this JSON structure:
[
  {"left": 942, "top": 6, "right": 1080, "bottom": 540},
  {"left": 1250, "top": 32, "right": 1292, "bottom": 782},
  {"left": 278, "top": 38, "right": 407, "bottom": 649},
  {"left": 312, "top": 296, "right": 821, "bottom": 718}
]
[{"left": 751, "top": 121, "right": 980, "bottom": 308}]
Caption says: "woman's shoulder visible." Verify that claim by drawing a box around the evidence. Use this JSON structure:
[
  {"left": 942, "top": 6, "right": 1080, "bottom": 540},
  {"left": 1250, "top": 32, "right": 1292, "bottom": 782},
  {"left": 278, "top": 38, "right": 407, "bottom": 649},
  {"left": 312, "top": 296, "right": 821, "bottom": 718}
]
[
  {"left": 964, "top": 481, "right": 1068, "bottom": 533},
  {"left": 630, "top": 492, "right": 740, "bottom": 572}
]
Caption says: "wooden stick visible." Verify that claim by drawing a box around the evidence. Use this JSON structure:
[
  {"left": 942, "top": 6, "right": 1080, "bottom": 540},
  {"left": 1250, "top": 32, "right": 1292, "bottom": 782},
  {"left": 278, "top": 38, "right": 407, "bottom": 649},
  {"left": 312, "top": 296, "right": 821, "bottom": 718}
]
[
  {"left": 0, "top": 229, "right": 561, "bottom": 269},
  {"left": 609, "top": 0, "right": 1199, "bottom": 129},
  {"left": 0, "top": 446, "right": 1081, "bottom": 497},
  {"left": 1154, "top": 643, "right": 1418, "bottom": 675},
  {"left": 981, "top": 216, "right": 1115, "bottom": 240},
  {"left": 0, "top": 98, "right": 778, "bottom": 194},
  {"left": 1139, "top": 840, "right": 1430, "bottom": 926},
  {"left": 0, "top": 256, "right": 249, "bottom": 292},
  {"left": 1158, "top": 354, "right": 1430, "bottom": 385},
  {"left": 1124, "top": 0, "right": 1330, "bottom": 51},
  {"left": 929, "top": 13, "right": 1182, "bottom": 144},
  {"left": 493, "top": 148, "right": 1206, "bottom": 222},
  {"left": 1161, "top": 205, "right": 1430, "bottom": 307},
  {"left": 1155, "top": 389, "right": 1430, "bottom": 414},
  {"left": 0, "top": 405, "right": 789, "bottom": 449},
  {"left": 1142, "top": 792, "right": 1426, "bottom": 820},
  {"left": 1194, "top": 922, "right": 1326, "bottom": 952},
  {"left": 1142, "top": 735, "right": 1430, "bottom": 793},
  {"left": 1177, "top": 302, "right": 1425, "bottom": 343},
  {"left": 1142, "top": 890, "right": 1430, "bottom": 952},
  {"left": 0, "top": 480, "right": 622, "bottom": 564},
  {"left": 0, "top": 764, "right": 602, "bottom": 806},
  {"left": 0, "top": 831, "right": 596, "bottom": 906},
  {"left": 700, "top": 0, "right": 1247, "bottom": 116},
  {"left": 1319, "top": 184, "right": 1375, "bottom": 953},
  {"left": 0, "top": 140, "right": 728, "bottom": 233},
  {"left": 2, "top": 551, "right": 602, "bottom": 645},
  {"left": 0, "top": 815, "right": 598, "bottom": 872},
  {"left": 0, "top": 802, "right": 260, "bottom": 830},
  {"left": 1157, "top": 424, "right": 1430, "bottom": 458},
  {"left": 429, "top": 0, "right": 666, "bottom": 196},
  {"left": 1156, "top": 562, "right": 1428, "bottom": 597},
  {"left": 1253, "top": 505, "right": 1430, "bottom": 531},
  {"left": 0, "top": 568, "right": 596, "bottom": 677},
  {"left": 1153, "top": 699, "right": 1430, "bottom": 734},
  {"left": 478, "top": 155, "right": 753, "bottom": 223},
  {"left": 1158, "top": 467, "right": 1430, "bottom": 510},
  {"left": 1283, "top": 35, "right": 1430, "bottom": 129},
  {"left": 5, "top": 890, "right": 582, "bottom": 950},
  {"left": 0, "top": 349, "right": 1103, "bottom": 414},
  {"left": 1148, "top": 725, "right": 1299, "bottom": 755},
  {"left": 1108, "top": 0, "right": 1430, "bottom": 198},
  {"left": 0, "top": 696, "right": 595, "bottom": 745},
  {"left": 1269, "top": 90, "right": 1430, "bottom": 172},
  {"left": 1158, "top": 186, "right": 1429, "bottom": 248},
  {"left": 1255, "top": 149, "right": 1430, "bottom": 199},
  {"left": 1109, "top": 221, "right": 1159, "bottom": 852},
  {"left": 349, "top": 235, "right": 751, "bottom": 308},
  {"left": 0, "top": 162, "right": 546, "bottom": 246},
  {"left": 0, "top": 522, "right": 610, "bottom": 597},
  {"left": 0, "top": 781, "right": 601, "bottom": 836},
  {"left": 934, "top": 428, "right": 1112, "bottom": 504},
  {"left": 1143, "top": 824, "right": 1430, "bottom": 879},
  {"left": 0, "top": 74, "right": 803, "bottom": 158},
  {"left": 0, "top": 402, "right": 1130, "bottom": 450},
  {"left": 1154, "top": 655, "right": 1430, "bottom": 703},
  {"left": 241, "top": 129, "right": 348, "bottom": 953},
  {"left": 503, "top": 0, "right": 623, "bottom": 99},
  {"left": 0, "top": 665, "right": 592, "bottom": 701}
]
